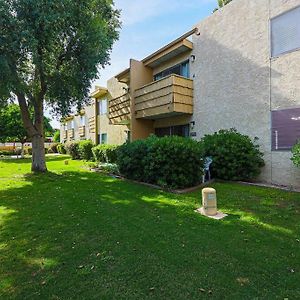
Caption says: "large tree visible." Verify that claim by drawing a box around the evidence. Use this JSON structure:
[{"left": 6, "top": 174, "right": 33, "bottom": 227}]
[
  {"left": 0, "top": 104, "right": 53, "bottom": 157},
  {"left": 0, "top": 0, "right": 120, "bottom": 172}
]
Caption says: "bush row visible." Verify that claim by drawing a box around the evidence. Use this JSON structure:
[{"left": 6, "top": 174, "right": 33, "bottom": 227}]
[
  {"left": 117, "top": 135, "right": 204, "bottom": 189},
  {"left": 59, "top": 129, "right": 265, "bottom": 189},
  {"left": 64, "top": 140, "right": 118, "bottom": 163}
]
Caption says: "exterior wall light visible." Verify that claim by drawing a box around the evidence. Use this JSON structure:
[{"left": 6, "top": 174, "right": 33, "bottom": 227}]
[{"left": 191, "top": 55, "right": 196, "bottom": 62}]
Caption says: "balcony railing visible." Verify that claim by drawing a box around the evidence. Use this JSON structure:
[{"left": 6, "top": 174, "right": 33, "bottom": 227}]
[
  {"left": 109, "top": 93, "right": 131, "bottom": 125},
  {"left": 134, "top": 75, "right": 193, "bottom": 119},
  {"left": 63, "top": 130, "right": 67, "bottom": 140},
  {"left": 79, "top": 126, "right": 85, "bottom": 137},
  {"left": 88, "top": 117, "right": 96, "bottom": 133},
  {"left": 68, "top": 129, "right": 74, "bottom": 139}
]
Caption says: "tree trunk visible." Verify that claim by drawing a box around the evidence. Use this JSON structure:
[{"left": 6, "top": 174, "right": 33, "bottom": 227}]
[
  {"left": 31, "top": 133, "right": 47, "bottom": 172},
  {"left": 21, "top": 143, "right": 24, "bottom": 159}
]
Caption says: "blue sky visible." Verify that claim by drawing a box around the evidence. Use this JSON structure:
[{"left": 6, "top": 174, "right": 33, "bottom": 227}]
[{"left": 48, "top": 0, "right": 216, "bottom": 128}]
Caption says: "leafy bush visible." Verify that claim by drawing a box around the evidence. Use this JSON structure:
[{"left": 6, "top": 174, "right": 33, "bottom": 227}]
[
  {"left": 200, "top": 128, "right": 265, "bottom": 181},
  {"left": 53, "top": 130, "right": 60, "bottom": 143},
  {"left": 57, "top": 144, "right": 66, "bottom": 154},
  {"left": 78, "top": 140, "right": 94, "bottom": 160},
  {"left": 65, "top": 141, "right": 80, "bottom": 160},
  {"left": 98, "top": 163, "right": 120, "bottom": 175},
  {"left": 291, "top": 141, "right": 300, "bottom": 167},
  {"left": 0, "top": 150, "right": 14, "bottom": 156},
  {"left": 92, "top": 144, "right": 119, "bottom": 163},
  {"left": 48, "top": 143, "right": 58, "bottom": 154},
  {"left": 25, "top": 147, "right": 32, "bottom": 155},
  {"left": 117, "top": 136, "right": 204, "bottom": 189}
]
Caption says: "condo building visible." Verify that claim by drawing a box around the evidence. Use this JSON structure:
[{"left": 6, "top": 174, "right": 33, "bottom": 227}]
[{"left": 61, "top": 0, "right": 300, "bottom": 189}]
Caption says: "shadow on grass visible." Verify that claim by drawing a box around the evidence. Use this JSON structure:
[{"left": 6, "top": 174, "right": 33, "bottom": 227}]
[
  {"left": 0, "top": 155, "right": 70, "bottom": 165},
  {"left": 0, "top": 167, "right": 299, "bottom": 299}
]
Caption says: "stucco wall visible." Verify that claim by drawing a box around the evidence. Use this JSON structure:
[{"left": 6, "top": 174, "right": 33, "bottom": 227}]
[{"left": 190, "top": 0, "right": 300, "bottom": 188}]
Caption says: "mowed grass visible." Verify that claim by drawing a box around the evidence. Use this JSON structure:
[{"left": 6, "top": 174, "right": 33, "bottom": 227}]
[{"left": 0, "top": 156, "right": 299, "bottom": 299}]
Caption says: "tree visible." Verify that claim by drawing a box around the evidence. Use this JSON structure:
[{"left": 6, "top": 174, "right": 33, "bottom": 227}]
[
  {"left": 0, "top": 104, "right": 53, "bottom": 157},
  {"left": 53, "top": 130, "right": 60, "bottom": 143},
  {"left": 0, "top": 0, "right": 120, "bottom": 172},
  {"left": 214, "top": 0, "right": 232, "bottom": 12}
]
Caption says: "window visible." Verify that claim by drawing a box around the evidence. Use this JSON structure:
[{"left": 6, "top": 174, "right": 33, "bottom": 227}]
[
  {"left": 155, "top": 124, "right": 190, "bottom": 138},
  {"left": 67, "top": 120, "right": 74, "bottom": 130},
  {"left": 100, "top": 133, "right": 107, "bottom": 144},
  {"left": 271, "top": 108, "right": 300, "bottom": 150},
  {"left": 98, "top": 99, "right": 108, "bottom": 115},
  {"left": 80, "top": 115, "right": 85, "bottom": 126},
  {"left": 154, "top": 60, "right": 190, "bottom": 81},
  {"left": 271, "top": 6, "right": 300, "bottom": 57},
  {"left": 64, "top": 123, "right": 67, "bottom": 131}
]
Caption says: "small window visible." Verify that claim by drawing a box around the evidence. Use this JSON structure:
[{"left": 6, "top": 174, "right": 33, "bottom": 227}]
[
  {"left": 71, "top": 120, "right": 74, "bottom": 129},
  {"left": 101, "top": 133, "right": 107, "bottom": 144},
  {"left": 98, "top": 99, "right": 108, "bottom": 115},
  {"left": 271, "top": 108, "right": 300, "bottom": 150},
  {"left": 155, "top": 124, "right": 190, "bottom": 138},
  {"left": 80, "top": 115, "right": 85, "bottom": 126},
  {"left": 271, "top": 6, "right": 300, "bottom": 57}
]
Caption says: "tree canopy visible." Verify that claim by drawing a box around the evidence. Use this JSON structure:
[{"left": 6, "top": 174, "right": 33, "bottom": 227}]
[
  {"left": 0, "top": 104, "right": 53, "bottom": 144},
  {"left": 0, "top": 0, "right": 120, "bottom": 171}
]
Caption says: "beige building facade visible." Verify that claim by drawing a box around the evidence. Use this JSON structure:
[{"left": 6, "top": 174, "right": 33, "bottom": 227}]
[{"left": 61, "top": 0, "right": 300, "bottom": 189}]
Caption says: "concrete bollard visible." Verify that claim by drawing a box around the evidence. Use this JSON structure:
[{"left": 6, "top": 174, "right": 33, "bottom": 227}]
[{"left": 202, "top": 187, "right": 217, "bottom": 216}]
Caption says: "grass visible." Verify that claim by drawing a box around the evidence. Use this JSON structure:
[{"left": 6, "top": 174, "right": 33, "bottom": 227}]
[{"left": 0, "top": 156, "right": 299, "bottom": 299}]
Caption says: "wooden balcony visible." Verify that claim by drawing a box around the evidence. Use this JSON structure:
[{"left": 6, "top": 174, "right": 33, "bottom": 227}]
[
  {"left": 88, "top": 117, "right": 96, "bottom": 133},
  {"left": 79, "top": 126, "right": 85, "bottom": 137},
  {"left": 134, "top": 75, "right": 193, "bottom": 119},
  {"left": 109, "top": 93, "right": 131, "bottom": 125},
  {"left": 68, "top": 129, "right": 74, "bottom": 139}
]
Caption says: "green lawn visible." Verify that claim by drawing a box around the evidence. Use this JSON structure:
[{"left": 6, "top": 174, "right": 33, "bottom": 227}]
[{"left": 0, "top": 156, "right": 299, "bottom": 299}]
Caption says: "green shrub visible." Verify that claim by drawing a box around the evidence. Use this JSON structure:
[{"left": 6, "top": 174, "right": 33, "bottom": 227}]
[
  {"left": 200, "top": 128, "right": 265, "bottom": 181},
  {"left": 48, "top": 143, "right": 58, "bottom": 154},
  {"left": 0, "top": 150, "right": 14, "bottom": 156},
  {"left": 57, "top": 144, "right": 66, "bottom": 154},
  {"left": 25, "top": 147, "right": 32, "bottom": 155},
  {"left": 92, "top": 144, "right": 119, "bottom": 163},
  {"left": 98, "top": 163, "right": 120, "bottom": 175},
  {"left": 78, "top": 140, "right": 94, "bottom": 161},
  {"left": 117, "top": 136, "right": 204, "bottom": 189},
  {"left": 65, "top": 141, "right": 80, "bottom": 160},
  {"left": 291, "top": 141, "right": 300, "bottom": 167}
]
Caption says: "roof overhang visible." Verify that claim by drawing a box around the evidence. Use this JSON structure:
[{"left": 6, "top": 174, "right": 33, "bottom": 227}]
[
  {"left": 91, "top": 86, "right": 108, "bottom": 98},
  {"left": 115, "top": 68, "right": 130, "bottom": 83},
  {"left": 142, "top": 28, "right": 196, "bottom": 68}
]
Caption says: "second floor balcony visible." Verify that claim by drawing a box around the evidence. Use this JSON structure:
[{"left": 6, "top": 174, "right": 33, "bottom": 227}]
[
  {"left": 109, "top": 93, "right": 131, "bottom": 125},
  {"left": 134, "top": 75, "right": 193, "bottom": 119}
]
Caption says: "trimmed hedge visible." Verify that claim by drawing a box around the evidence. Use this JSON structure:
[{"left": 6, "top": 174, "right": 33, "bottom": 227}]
[
  {"left": 200, "top": 128, "right": 265, "bottom": 181},
  {"left": 65, "top": 141, "right": 80, "bottom": 160},
  {"left": 78, "top": 140, "right": 94, "bottom": 161},
  {"left": 291, "top": 141, "right": 300, "bottom": 167},
  {"left": 92, "top": 144, "right": 119, "bottom": 163},
  {"left": 0, "top": 150, "right": 15, "bottom": 156},
  {"left": 117, "top": 136, "right": 204, "bottom": 189}
]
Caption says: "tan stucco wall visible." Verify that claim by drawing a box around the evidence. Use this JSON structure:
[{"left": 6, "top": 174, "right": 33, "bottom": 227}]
[
  {"left": 130, "top": 59, "right": 155, "bottom": 141},
  {"left": 190, "top": 0, "right": 300, "bottom": 188},
  {"left": 97, "top": 77, "right": 129, "bottom": 145}
]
